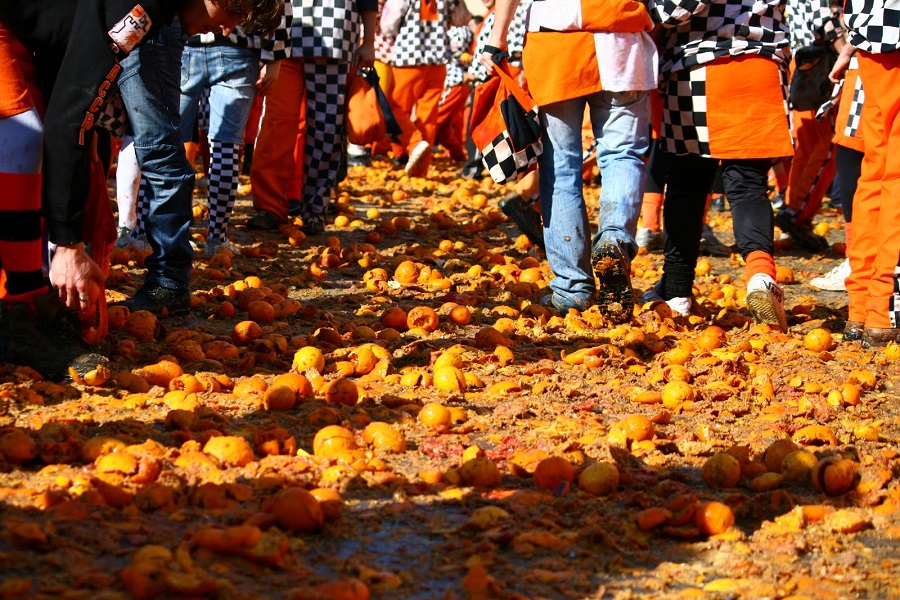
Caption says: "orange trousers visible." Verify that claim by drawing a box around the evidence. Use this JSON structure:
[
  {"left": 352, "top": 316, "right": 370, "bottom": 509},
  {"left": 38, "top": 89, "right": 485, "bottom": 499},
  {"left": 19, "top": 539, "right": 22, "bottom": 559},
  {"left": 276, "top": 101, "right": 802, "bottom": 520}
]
[
  {"left": 846, "top": 51, "right": 900, "bottom": 328},
  {"left": 434, "top": 84, "right": 469, "bottom": 160},
  {"left": 389, "top": 64, "right": 446, "bottom": 170},
  {"left": 250, "top": 58, "right": 308, "bottom": 221},
  {"left": 785, "top": 108, "right": 836, "bottom": 224}
]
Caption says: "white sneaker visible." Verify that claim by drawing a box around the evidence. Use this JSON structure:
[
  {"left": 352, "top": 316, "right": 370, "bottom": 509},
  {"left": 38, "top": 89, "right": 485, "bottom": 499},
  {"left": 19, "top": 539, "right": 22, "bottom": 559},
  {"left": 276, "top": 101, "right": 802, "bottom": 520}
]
[
  {"left": 746, "top": 273, "right": 788, "bottom": 332},
  {"left": 641, "top": 280, "right": 692, "bottom": 317},
  {"left": 405, "top": 140, "right": 431, "bottom": 176},
  {"left": 809, "top": 258, "right": 850, "bottom": 292},
  {"left": 636, "top": 227, "right": 664, "bottom": 252},
  {"left": 205, "top": 236, "right": 239, "bottom": 257}
]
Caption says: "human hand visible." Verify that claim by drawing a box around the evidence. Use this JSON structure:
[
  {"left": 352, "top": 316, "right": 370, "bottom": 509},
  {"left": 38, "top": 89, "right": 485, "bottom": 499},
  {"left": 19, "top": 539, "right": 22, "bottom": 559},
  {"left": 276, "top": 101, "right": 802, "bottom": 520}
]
[
  {"left": 829, "top": 43, "right": 855, "bottom": 83},
  {"left": 49, "top": 244, "right": 106, "bottom": 312},
  {"left": 257, "top": 61, "right": 282, "bottom": 94},
  {"left": 356, "top": 43, "right": 376, "bottom": 69}
]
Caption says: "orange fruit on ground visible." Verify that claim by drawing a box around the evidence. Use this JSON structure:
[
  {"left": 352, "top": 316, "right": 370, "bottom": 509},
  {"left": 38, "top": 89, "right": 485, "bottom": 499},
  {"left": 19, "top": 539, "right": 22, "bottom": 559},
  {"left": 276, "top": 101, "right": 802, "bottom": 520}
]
[
  {"left": 272, "top": 373, "right": 314, "bottom": 399},
  {"left": 310, "top": 488, "right": 344, "bottom": 521},
  {"left": 232, "top": 320, "right": 262, "bottom": 346},
  {"left": 293, "top": 346, "right": 326, "bottom": 373},
  {"left": 433, "top": 365, "right": 467, "bottom": 392},
  {"left": 125, "top": 310, "right": 159, "bottom": 341},
  {"left": 621, "top": 415, "right": 655, "bottom": 442},
  {"left": 458, "top": 457, "right": 502, "bottom": 488},
  {"left": 236, "top": 287, "right": 267, "bottom": 311},
  {"left": 804, "top": 328, "right": 833, "bottom": 352},
  {"left": 407, "top": 306, "right": 440, "bottom": 332},
  {"left": 264, "top": 385, "right": 297, "bottom": 411},
  {"left": 418, "top": 403, "right": 452, "bottom": 428},
  {"left": 203, "top": 436, "right": 255, "bottom": 467},
  {"left": 578, "top": 462, "right": 619, "bottom": 496},
  {"left": 394, "top": 260, "right": 419, "bottom": 284},
  {"left": 533, "top": 456, "right": 575, "bottom": 491},
  {"left": 362, "top": 422, "right": 407, "bottom": 453},
  {"left": 380, "top": 306, "right": 408, "bottom": 330},
  {"left": 776, "top": 265, "right": 795, "bottom": 284},
  {"left": 662, "top": 380, "right": 695, "bottom": 409},
  {"left": 702, "top": 452, "right": 742, "bottom": 489},
  {"left": 763, "top": 438, "right": 800, "bottom": 472},
  {"left": 313, "top": 425, "right": 357, "bottom": 457},
  {"left": 448, "top": 305, "right": 472, "bottom": 325},
  {"left": 694, "top": 501, "right": 735, "bottom": 535},
  {"left": 0, "top": 430, "right": 37, "bottom": 465},
  {"left": 268, "top": 487, "right": 323, "bottom": 533},
  {"left": 247, "top": 300, "right": 276, "bottom": 324},
  {"left": 323, "top": 377, "right": 359, "bottom": 406},
  {"left": 509, "top": 449, "right": 549, "bottom": 477},
  {"left": 233, "top": 376, "right": 268, "bottom": 397}
]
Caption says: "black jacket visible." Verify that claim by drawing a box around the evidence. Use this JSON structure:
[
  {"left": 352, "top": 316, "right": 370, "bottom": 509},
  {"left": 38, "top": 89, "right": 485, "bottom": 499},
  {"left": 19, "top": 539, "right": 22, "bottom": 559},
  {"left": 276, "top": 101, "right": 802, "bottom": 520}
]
[{"left": 0, "top": 0, "right": 179, "bottom": 244}]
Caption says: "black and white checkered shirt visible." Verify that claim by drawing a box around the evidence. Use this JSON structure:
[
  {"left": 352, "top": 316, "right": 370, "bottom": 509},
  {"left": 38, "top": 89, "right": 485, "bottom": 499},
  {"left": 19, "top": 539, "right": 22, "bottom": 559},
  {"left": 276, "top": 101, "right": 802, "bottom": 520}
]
[
  {"left": 444, "top": 25, "right": 473, "bottom": 88},
  {"left": 787, "top": 0, "right": 844, "bottom": 50},
  {"left": 652, "top": 0, "right": 791, "bottom": 79},
  {"left": 291, "top": 0, "right": 379, "bottom": 61},
  {"left": 390, "top": 0, "right": 463, "bottom": 67},
  {"left": 466, "top": 0, "right": 530, "bottom": 83},
  {"left": 224, "top": 0, "right": 293, "bottom": 62},
  {"left": 845, "top": 0, "right": 900, "bottom": 54}
]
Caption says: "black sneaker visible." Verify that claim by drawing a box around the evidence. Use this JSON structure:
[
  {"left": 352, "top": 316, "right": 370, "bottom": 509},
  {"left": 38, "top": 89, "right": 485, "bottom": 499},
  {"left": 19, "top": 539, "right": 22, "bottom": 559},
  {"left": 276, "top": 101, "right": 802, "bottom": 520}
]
[
  {"left": 498, "top": 193, "right": 544, "bottom": 250},
  {"left": 288, "top": 199, "right": 302, "bottom": 217},
  {"left": 774, "top": 209, "right": 828, "bottom": 252},
  {"left": 710, "top": 195, "right": 729, "bottom": 212},
  {"left": 590, "top": 242, "right": 634, "bottom": 324},
  {"left": 6, "top": 297, "right": 108, "bottom": 381},
  {"left": 124, "top": 285, "right": 190, "bottom": 316},
  {"left": 301, "top": 214, "right": 325, "bottom": 236},
  {"left": 246, "top": 211, "right": 285, "bottom": 231}
]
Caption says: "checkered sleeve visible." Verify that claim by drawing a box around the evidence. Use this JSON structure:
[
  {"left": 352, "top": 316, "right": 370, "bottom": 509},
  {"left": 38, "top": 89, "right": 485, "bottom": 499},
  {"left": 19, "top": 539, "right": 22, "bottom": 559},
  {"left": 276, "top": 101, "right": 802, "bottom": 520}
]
[
  {"left": 652, "top": 0, "right": 791, "bottom": 79},
  {"left": 787, "top": 0, "right": 844, "bottom": 49},
  {"left": 261, "top": 0, "right": 293, "bottom": 61},
  {"left": 845, "top": 0, "right": 900, "bottom": 53}
]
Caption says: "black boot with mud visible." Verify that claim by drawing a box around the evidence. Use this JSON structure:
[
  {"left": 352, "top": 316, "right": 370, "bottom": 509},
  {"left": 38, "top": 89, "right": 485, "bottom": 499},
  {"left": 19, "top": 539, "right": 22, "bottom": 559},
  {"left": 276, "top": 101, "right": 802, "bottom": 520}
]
[{"left": 591, "top": 243, "right": 634, "bottom": 324}]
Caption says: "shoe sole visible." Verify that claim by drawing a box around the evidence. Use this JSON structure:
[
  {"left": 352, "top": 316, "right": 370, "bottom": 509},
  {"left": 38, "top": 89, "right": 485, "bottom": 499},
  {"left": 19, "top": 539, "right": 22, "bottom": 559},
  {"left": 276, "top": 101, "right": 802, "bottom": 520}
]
[
  {"left": 746, "top": 291, "right": 788, "bottom": 332},
  {"left": 592, "top": 249, "right": 634, "bottom": 324},
  {"left": 809, "top": 280, "right": 846, "bottom": 292}
]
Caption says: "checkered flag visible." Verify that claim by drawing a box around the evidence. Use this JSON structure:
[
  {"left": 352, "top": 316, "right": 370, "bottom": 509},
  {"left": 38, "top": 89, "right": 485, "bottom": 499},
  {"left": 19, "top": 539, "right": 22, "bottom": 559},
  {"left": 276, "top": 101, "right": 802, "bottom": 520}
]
[
  {"left": 96, "top": 92, "right": 129, "bottom": 139},
  {"left": 481, "top": 107, "right": 542, "bottom": 185}
]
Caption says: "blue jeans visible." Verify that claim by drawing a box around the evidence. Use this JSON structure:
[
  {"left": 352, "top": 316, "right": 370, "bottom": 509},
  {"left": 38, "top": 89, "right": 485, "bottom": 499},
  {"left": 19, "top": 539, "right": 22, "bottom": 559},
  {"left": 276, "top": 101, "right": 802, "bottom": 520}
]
[
  {"left": 117, "top": 23, "right": 193, "bottom": 292},
  {"left": 179, "top": 44, "right": 259, "bottom": 144},
  {"left": 539, "top": 90, "right": 649, "bottom": 307}
]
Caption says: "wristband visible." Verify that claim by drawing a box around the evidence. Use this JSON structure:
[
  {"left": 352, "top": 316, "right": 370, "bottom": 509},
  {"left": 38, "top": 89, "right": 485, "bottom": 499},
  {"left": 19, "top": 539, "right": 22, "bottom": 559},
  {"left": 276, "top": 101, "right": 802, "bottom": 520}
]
[{"left": 484, "top": 45, "right": 509, "bottom": 65}]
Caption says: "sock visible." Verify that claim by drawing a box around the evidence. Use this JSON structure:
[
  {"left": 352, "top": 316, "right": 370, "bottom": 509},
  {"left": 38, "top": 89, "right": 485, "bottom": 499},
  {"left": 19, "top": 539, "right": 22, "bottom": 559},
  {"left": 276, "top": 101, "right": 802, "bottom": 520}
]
[
  {"left": 745, "top": 250, "right": 777, "bottom": 281},
  {"left": 641, "top": 192, "right": 663, "bottom": 232}
]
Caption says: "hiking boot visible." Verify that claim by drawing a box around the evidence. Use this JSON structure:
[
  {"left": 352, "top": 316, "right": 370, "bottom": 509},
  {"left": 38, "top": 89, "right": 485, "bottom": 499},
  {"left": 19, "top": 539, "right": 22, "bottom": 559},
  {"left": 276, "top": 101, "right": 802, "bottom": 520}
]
[
  {"left": 699, "top": 223, "right": 734, "bottom": 257},
  {"left": 591, "top": 242, "right": 634, "bottom": 324},
  {"left": 746, "top": 273, "right": 788, "bottom": 332},
  {"left": 498, "top": 193, "right": 544, "bottom": 250},
  {"left": 405, "top": 140, "right": 431, "bottom": 177},
  {"left": 635, "top": 227, "right": 664, "bottom": 252},
  {"left": 843, "top": 320, "right": 864, "bottom": 341},
  {"left": 539, "top": 289, "right": 593, "bottom": 314},
  {"left": 124, "top": 285, "right": 190, "bottom": 316},
  {"left": 809, "top": 258, "right": 850, "bottom": 292},
  {"left": 246, "top": 211, "right": 284, "bottom": 231},
  {"left": 774, "top": 209, "right": 829, "bottom": 252},
  {"left": 205, "top": 236, "right": 239, "bottom": 257},
  {"left": 6, "top": 297, "right": 108, "bottom": 381},
  {"left": 862, "top": 327, "right": 900, "bottom": 348},
  {"left": 301, "top": 214, "right": 325, "bottom": 236}
]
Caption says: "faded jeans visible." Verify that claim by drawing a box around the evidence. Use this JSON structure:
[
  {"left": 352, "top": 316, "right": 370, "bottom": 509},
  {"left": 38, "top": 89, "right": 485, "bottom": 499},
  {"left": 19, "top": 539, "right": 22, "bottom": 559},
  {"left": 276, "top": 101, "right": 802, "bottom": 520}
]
[
  {"left": 539, "top": 90, "right": 649, "bottom": 307},
  {"left": 117, "top": 22, "right": 194, "bottom": 292}
]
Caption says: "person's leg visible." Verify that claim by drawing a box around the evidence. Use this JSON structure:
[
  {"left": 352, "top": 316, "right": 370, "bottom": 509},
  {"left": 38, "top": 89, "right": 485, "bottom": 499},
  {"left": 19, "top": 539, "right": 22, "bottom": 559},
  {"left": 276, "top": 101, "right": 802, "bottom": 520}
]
[
  {"left": 661, "top": 153, "right": 718, "bottom": 300},
  {"left": 435, "top": 84, "right": 469, "bottom": 160},
  {"left": 589, "top": 90, "right": 650, "bottom": 261},
  {"left": 117, "top": 23, "right": 193, "bottom": 306},
  {"left": 115, "top": 136, "right": 140, "bottom": 230},
  {"left": 538, "top": 96, "right": 595, "bottom": 312},
  {"left": 721, "top": 158, "right": 787, "bottom": 331},
  {"left": 296, "top": 59, "right": 349, "bottom": 234},
  {"left": 388, "top": 66, "right": 424, "bottom": 160},
  {"left": 204, "top": 47, "right": 258, "bottom": 249},
  {"left": 851, "top": 52, "right": 900, "bottom": 341},
  {"left": 250, "top": 57, "right": 305, "bottom": 224},
  {"left": 404, "top": 64, "right": 447, "bottom": 176}
]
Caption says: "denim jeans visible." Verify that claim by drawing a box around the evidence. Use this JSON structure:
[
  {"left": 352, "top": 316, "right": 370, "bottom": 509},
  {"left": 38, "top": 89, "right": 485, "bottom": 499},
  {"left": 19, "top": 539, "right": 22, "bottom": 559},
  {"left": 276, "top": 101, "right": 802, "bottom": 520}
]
[
  {"left": 117, "top": 23, "right": 194, "bottom": 292},
  {"left": 539, "top": 90, "right": 649, "bottom": 307},
  {"left": 179, "top": 44, "right": 259, "bottom": 144}
]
